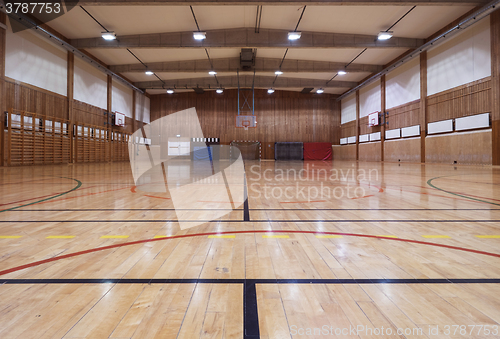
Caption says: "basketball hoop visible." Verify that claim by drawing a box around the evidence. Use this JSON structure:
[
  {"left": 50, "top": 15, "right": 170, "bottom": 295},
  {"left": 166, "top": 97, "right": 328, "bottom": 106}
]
[
  {"left": 242, "top": 120, "right": 251, "bottom": 131},
  {"left": 236, "top": 115, "right": 256, "bottom": 129}
]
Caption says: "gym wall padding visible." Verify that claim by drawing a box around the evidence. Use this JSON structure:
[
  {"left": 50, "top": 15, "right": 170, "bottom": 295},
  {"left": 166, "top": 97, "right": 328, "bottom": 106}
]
[
  {"left": 341, "top": 94, "right": 356, "bottom": 124},
  {"left": 386, "top": 58, "right": 420, "bottom": 109},
  {"left": 193, "top": 146, "right": 213, "bottom": 161},
  {"left": 275, "top": 142, "right": 303, "bottom": 160},
  {"left": 427, "top": 16, "right": 490, "bottom": 96},
  {"left": 74, "top": 58, "right": 108, "bottom": 110},
  {"left": 303, "top": 143, "right": 332, "bottom": 160},
  {"left": 359, "top": 79, "right": 381, "bottom": 118},
  {"left": 112, "top": 80, "right": 133, "bottom": 119},
  {"left": 191, "top": 140, "right": 220, "bottom": 161},
  {"left": 6, "top": 29, "right": 67, "bottom": 97}
]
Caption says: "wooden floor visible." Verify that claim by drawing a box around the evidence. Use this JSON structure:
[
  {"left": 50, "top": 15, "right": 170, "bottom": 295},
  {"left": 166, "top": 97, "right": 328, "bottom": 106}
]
[{"left": 0, "top": 160, "right": 500, "bottom": 338}]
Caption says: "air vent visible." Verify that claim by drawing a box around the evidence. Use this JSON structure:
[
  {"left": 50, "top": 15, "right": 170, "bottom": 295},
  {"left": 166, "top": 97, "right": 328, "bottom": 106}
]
[
  {"left": 240, "top": 48, "right": 255, "bottom": 70},
  {"left": 193, "top": 88, "right": 205, "bottom": 94},
  {"left": 301, "top": 88, "right": 313, "bottom": 94}
]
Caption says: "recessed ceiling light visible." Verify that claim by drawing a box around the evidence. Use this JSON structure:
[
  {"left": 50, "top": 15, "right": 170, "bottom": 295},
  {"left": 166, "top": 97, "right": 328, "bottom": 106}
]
[
  {"left": 209, "top": 70, "right": 217, "bottom": 75},
  {"left": 288, "top": 32, "right": 301, "bottom": 40},
  {"left": 267, "top": 88, "right": 275, "bottom": 94},
  {"left": 275, "top": 70, "right": 283, "bottom": 75},
  {"left": 145, "top": 71, "right": 154, "bottom": 75},
  {"left": 167, "top": 89, "right": 174, "bottom": 94},
  {"left": 193, "top": 31, "right": 207, "bottom": 40},
  {"left": 216, "top": 88, "right": 224, "bottom": 94},
  {"left": 316, "top": 88, "right": 324, "bottom": 94},
  {"left": 338, "top": 70, "right": 347, "bottom": 75},
  {"left": 378, "top": 31, "right": 393, "bottom": 40},
  {"left": 101, "top": 32, "right": 116, "bottom": 41}
]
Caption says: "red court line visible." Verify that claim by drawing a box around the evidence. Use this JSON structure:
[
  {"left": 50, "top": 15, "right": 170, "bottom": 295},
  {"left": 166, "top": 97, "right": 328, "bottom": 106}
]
[
  {"left": 145, "top": 195, "right": 170, "bottom": 200},
  {"left": 0, "top": 178, "right": 60, "bottom": 186},
  {"left": 198, "top": 201, "right": 241, "bottom": 203},
  {"left": 0, "top": 185, "right": 97, "bottom": 207},
  {"left": 35, "top": 186, "right": 130, "bottom": 205},
  {"left": 0, "top": 192, "right": 69, "bottom": 207},
  {"left": 131, "top": 185, "right": 171, "bottom": 200},
  {"left": 351, "top": 195, "right": 374, "bottom": 200},
  {"left": 0, "top": 230, "right": 499, "bottom": 277},
  {"left": 281, "top": 200, "right": 326, "bottom": 204},
  {"left": 406, "top": 184, "right": 500, "bottom": 203},
  {"left": 382, "top": 185, "right": 493, "bottom": 205}
]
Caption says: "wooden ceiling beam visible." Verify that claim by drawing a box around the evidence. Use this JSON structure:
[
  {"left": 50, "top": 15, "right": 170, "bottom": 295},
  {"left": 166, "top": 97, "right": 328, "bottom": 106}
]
[
  {"left": 71, "top": 0, "right": 486, "bottom": 6},
  {"left": 134, "top": 75, "right": 358, "bottom": 89},
  {"left": 70, "top": 28, "right": 424, "bottom": 49},
  {"left": 110, "top": 57, "right": 382, "bottom": 73}
]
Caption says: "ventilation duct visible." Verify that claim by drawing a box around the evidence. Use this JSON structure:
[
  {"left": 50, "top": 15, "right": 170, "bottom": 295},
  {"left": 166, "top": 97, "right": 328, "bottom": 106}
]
[{"left": 240, "top": 49, "right": 255, "bottom": 70}]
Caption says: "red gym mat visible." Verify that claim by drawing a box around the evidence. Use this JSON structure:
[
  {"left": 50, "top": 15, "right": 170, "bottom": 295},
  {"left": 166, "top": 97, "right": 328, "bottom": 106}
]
[{"left": 303, "top": 142, "right": 332, "bottom": 160}]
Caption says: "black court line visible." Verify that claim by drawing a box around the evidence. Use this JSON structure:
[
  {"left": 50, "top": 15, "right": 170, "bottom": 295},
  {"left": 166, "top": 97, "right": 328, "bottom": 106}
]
[
  {"left": 8, "top": 208, "right": 500, "bottom": 212},
  {"left": 2, "top": 220, "right": 500, "bottom": 223},
  {"left": 2, "top": 278, "right": 498, "bottom": 339},
  {"left": 243, "top": 177, "right": 250, "bottom": 222},
  {"left": 1, "top": 278, "right": 499, "bottom": 284},
  {"left": 244, "top": 281, "right": 259, "bottom": 339}
]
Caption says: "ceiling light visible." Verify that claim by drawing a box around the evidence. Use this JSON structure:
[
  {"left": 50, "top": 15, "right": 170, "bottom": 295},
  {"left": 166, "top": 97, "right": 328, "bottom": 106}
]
[
  {"left": 101, "top": 32, "right": 116, "bottom": 41},
  {"left": 378, "top": 31, "right": 393, "bottom": 40},
  {"left": 193, "top": 31, "right": 207, "bottom": 40},
  {"left": 288, "top": 31, "right": 302, "bottom": 40},
  {"left": 167, "top": 89, "right": 174, "bottom": 94},
  {"left": 338, "top": 70, "right": 347, "bottom": 75},
  {"left": 267, "top": 88, "right": 275, "bottom": 94},
  {"left": 316, "top": 88, "right": 324, "bottom": 94},
  {"left": 275, "top": 70, "right": 283, "bottom": 75},
  {"left": 216, "top": 88, "right": 224, "bottom": 94},
  {"left": 209, "top": 70, "right": 217, "bottom": 75},
  {"left": 145, "top": 71, "right": 154, "bottom": 75}
]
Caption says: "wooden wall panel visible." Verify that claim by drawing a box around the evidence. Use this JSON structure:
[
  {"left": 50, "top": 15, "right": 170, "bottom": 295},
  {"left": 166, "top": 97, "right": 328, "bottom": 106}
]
[
  {"left": 73, "top": 100, "right": 106, "bottom": 126},
  {"left": 332, "top": 144, "right": 356, "bottom": 161},
  {"left": 6, "top": 110, "right": 71, "bottom": 166},
  {"left": 384, "top": 138, "right": 421, "bottom": 163},
  {"left": 150, "top": 89, "right": 339, "bottom": 153},
  {"left": 359, "top": 116, "right": 382, "bottom": 136},
  {"left": 427, "top": 77, "right": 491, "bottom": 123},
  {"left": 0, "top": 13, "right": 5, "bottom": 167},
  {"left": 425, "top": 130, "right": 492, "bottom": 164},
  {"left": 491, "top": 11, "right": 500, "bottom": 165},
  {"left": 340, "top": 121, "right": 356, "bottom": 139},
  {"left": 6, "top": 79, "right": 67, "bottom": 119},
  {"left": 386, "top": 99, "right": 421, "bottom": 130},
  {"left": 6, "top": 79, "right": 137, "bottom": 133},
  {"left": 359, "top": 142, "right": 382, "bottom": 162}
]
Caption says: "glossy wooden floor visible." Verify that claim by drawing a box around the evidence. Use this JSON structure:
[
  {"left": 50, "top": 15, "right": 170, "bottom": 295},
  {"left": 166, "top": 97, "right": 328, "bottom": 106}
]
[{"left": 0, "top": 160, "right": 500, "bottom": 338}]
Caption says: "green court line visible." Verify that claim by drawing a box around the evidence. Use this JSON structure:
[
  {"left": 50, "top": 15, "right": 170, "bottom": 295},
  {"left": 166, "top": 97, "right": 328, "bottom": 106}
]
[
  {"left": 427, "top": 176, "right": 500, "bottom": 207},
  {"left": 0, "top": 177, "right": 83, "bottom": 213}
]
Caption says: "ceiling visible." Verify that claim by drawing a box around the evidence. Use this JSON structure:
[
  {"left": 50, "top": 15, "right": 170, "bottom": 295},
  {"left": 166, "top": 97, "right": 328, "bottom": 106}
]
[{"left": 45, "top": 3, "right": 476, "bottom": 95}]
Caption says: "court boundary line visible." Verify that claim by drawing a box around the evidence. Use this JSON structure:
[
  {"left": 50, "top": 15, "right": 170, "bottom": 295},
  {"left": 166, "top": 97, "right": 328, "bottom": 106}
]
[
  {"left": 428, "top": 176, "right": 500, "bottom": 206},
  {"left": 1, "top": 277, "right": 498, "bottom": 339},
  {"left": 0, "top": 278, "right": 499, "bottom": 284},
  {"left": 1, "top": 229, "right": 500, "bottom": 278},
  {"left": 6, "top": 208, "right": 500, "bottom": 211},
  {"left": 2, "top": 220, "right": 500, "bottom": 223},
  {"left": 0, "top": 177, "right": 83, "bottom": 213}
]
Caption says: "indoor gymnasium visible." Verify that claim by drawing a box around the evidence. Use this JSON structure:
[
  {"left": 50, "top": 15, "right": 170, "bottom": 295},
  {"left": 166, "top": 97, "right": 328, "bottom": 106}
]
[{"left": 1, "top": 0, "right": 500, "bottom": 338}]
